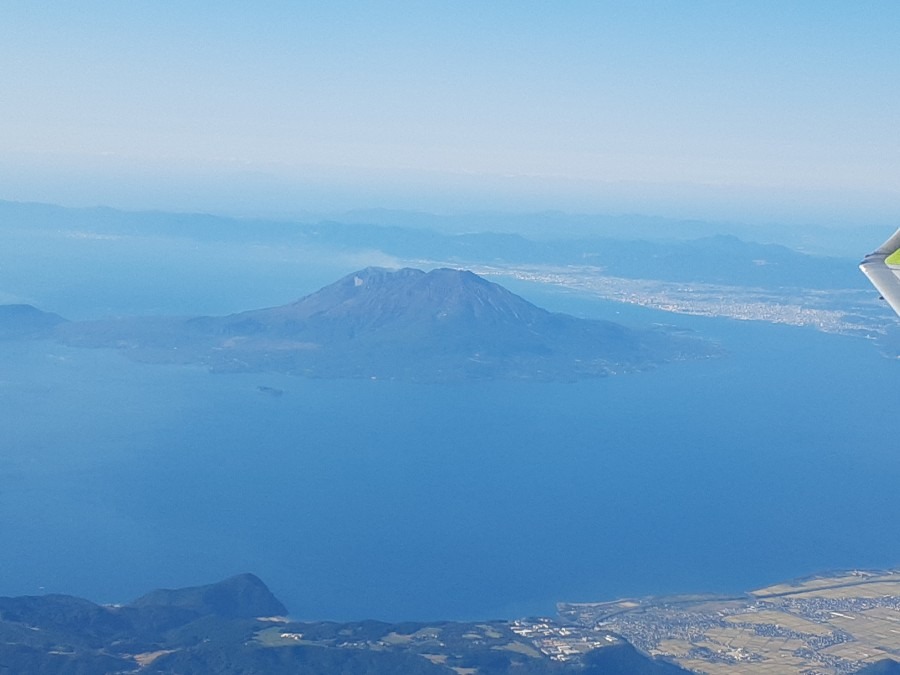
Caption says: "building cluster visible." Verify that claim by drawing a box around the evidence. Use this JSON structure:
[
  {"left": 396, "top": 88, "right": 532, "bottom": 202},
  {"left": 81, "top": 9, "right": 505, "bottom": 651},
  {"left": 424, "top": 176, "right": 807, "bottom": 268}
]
[{"left": 509, "top": 619, "right": 620, "bottom": 662}]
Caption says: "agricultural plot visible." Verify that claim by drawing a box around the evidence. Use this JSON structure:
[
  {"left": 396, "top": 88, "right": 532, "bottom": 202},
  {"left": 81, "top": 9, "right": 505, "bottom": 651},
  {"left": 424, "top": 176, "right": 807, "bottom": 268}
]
[{"left": 559, "top": 570, "right": 900, "bottom": 674}]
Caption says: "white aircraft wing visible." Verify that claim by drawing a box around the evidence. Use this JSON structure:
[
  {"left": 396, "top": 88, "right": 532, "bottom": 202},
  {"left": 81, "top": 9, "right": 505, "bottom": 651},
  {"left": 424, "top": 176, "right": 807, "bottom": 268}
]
[{"left": 860, "top": 228, "right": 900, "bottom": 317}]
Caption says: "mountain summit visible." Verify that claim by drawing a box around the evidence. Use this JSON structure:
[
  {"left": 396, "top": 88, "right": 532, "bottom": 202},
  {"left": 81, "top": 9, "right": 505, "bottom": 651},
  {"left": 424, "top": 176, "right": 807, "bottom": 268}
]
[
  {"left": 129, "top": 573, "right": 287, "bottom": 619},
  {"left": 25, "top": 267, "right": 714, "bottom": 381},
  {"left": 242, "top": 267, "right": 551, "bottom": 328},
  {"left": 218, "top": 267, "right": 574, "bottom": 343}
]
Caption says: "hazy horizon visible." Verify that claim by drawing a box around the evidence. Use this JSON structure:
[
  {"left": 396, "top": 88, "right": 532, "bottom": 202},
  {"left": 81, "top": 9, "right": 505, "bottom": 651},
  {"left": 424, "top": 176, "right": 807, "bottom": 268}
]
[{"left": 2, "top": 3, "right": 899, "bottom": 229}]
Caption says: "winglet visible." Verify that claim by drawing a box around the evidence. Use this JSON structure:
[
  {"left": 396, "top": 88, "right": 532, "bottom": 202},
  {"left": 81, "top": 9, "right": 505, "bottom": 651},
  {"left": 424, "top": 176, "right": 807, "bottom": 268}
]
[{"left": 860, "top": 228, "right": 900, "bottom": 317}]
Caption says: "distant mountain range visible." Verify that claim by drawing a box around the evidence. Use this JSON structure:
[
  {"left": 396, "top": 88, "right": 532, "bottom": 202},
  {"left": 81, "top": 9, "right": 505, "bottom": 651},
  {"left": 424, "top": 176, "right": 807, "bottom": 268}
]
[
  {"left": 1, "top": 267, "right": 716, "bottom": 382},
  {"left": 0, "top": 199, "right": 867, "bottom": 288}
]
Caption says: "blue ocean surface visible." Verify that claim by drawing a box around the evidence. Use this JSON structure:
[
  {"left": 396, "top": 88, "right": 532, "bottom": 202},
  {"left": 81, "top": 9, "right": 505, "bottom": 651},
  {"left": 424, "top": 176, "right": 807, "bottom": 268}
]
[{"left": 1, "top": 292, "right": 898, "bottom": 621}]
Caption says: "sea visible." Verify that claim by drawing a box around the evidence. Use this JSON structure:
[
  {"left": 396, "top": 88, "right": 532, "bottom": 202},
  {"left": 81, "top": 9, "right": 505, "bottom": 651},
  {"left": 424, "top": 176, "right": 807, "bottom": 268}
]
[{"left": 1, "top": 235, "right": 898, "bottom": 621}]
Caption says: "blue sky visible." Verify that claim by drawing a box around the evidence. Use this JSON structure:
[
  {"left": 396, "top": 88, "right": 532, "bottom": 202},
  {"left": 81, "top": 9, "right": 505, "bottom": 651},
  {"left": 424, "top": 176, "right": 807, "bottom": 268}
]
[{"left": 1, "top": 1, "right": 898, "bottom": 224}]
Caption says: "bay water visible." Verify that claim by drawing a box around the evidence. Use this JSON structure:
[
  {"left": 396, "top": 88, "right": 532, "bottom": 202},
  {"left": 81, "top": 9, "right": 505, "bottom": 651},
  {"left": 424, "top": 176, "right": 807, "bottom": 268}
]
[{"left": 1, "top": 295, "right": 897, "bottom": 620}]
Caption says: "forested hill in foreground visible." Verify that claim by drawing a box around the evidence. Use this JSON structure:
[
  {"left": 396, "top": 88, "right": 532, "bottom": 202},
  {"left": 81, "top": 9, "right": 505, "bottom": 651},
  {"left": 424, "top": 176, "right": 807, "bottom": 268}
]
[
  {"left": 0, "top": 574, "right": 690, "bottom": 675},
  {"left": 0, "top": 267, "right": 716, "bottom": 382},
  {"left": 2, "top": 573, "right": 895, "bottom": 674}
]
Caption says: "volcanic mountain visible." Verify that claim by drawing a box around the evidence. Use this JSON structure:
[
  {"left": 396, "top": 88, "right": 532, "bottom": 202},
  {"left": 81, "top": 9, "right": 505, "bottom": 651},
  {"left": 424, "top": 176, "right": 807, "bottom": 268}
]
[{"left": 28, "top": 267, "right": 714, "bottom": 381}]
